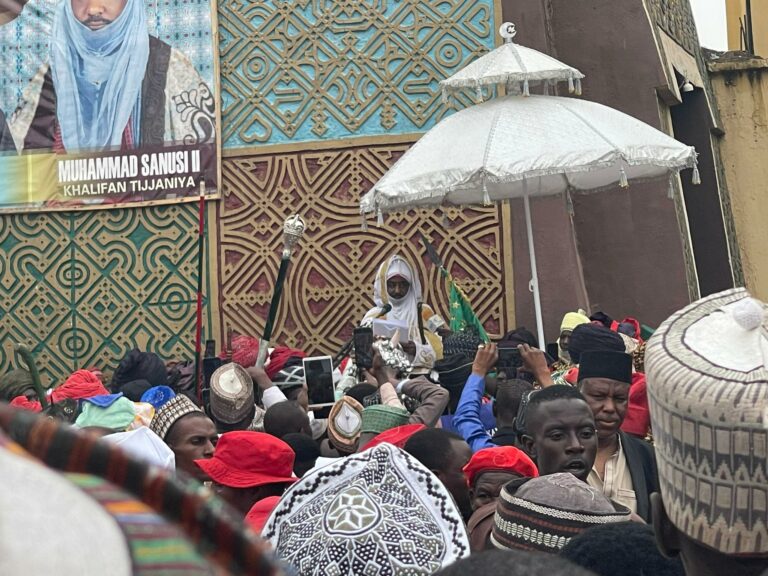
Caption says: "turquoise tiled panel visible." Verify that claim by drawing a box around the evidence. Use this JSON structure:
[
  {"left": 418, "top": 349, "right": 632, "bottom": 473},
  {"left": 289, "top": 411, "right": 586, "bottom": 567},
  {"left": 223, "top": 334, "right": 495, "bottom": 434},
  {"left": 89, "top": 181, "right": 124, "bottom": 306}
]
[{"left": 219, "top": 0, "right": 496, "bottom": 148}]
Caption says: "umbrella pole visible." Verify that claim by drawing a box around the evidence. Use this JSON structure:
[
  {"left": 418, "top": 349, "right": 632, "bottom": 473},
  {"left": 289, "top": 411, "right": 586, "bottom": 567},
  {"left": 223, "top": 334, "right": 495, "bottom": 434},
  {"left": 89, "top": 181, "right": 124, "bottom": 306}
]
[{"left": 523, "top": 193, "right": 546, "bottom": 349}]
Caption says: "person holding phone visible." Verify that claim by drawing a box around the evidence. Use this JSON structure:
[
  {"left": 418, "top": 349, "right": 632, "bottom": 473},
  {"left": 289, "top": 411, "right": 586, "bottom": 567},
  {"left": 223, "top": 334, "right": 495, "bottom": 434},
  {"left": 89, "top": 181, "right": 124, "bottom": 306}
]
[
  {"left": 362, "top": 255, "right": 446, "bottom": 368},
  {"left": 453, "top": 342, "right": 554, "bottom": 453}
]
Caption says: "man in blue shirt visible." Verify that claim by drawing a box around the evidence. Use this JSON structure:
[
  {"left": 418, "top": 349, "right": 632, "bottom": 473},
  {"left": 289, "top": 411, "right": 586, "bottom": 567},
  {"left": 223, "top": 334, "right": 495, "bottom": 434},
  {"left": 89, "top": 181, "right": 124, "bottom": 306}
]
[{"left": 453, "top": 343, "right": 553, "bottom": 452}]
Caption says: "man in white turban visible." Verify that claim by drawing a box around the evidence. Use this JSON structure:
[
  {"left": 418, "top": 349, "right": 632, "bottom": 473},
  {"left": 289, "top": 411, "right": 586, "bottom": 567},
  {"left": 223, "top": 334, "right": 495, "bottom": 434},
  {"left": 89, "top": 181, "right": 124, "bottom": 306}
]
[{"left": 362, "top": 254, "right": 445, "bottom": 368}]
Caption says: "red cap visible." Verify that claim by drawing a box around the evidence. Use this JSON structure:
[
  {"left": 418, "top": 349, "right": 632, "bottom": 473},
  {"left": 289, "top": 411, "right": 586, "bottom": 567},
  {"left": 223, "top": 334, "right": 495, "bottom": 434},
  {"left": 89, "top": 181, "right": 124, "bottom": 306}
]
[
  {"left": 564, "top": 366, "right": 579, "bottom": 385},
  {"left": 266, "top": 346, "right": 308, "bottom": 379},
  {"left": 621, "top": 373, "right": 650, "bottom": 437},
  {"left": 195, "top": 431, "right": 297, "bottom": 488},
  {"left": 362, "top": 423, "right": 426, "bottom": 450},
  {"left": 463, "top": 446, "right": 538, "bottom": 487},
  {"left": 245, "top": 495, "right": 281, "bottom": 534},
  {"left": 10, "top": 395, "right": 42, "bottom": 412},
  {"left": 51, "top": 370, "right": 109, "bottom": 403},
  {"left": 219, "top": 335, "right": 261, "bottom": 368}
]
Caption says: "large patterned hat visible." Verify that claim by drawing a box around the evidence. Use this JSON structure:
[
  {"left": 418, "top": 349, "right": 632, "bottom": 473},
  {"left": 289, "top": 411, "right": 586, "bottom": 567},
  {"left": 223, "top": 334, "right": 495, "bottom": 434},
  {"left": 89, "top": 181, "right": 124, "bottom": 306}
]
[
  {"left": 645, "top": 288, "right": 768, "bottom": 554},
  {"left": 262, "top": 443, "right": 470, "bottom": 574},
  {"left": 210, "top": 363, "right": 254, "bottom": 424}
]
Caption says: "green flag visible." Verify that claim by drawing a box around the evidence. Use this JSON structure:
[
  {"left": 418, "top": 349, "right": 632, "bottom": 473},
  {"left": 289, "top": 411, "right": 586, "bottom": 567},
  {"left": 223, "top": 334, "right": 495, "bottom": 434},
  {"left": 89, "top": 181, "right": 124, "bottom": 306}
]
[{"left": 448, "top": 277, "right": 489, "bottom": 342}]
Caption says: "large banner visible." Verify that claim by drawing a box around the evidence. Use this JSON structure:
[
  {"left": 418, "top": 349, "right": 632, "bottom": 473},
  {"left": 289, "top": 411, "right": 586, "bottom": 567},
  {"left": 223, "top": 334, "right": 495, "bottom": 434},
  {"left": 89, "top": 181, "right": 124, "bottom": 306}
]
[{"left": 0, "top": 0, "right": 218, "bottom": 212}]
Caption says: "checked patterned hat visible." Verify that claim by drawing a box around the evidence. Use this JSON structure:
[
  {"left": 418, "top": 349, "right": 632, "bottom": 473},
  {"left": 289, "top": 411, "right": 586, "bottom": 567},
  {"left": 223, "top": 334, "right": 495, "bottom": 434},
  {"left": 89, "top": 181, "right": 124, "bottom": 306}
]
[
  {"left": 646, "top": 288, "right": 768, "bottom": 554},
  {"left": 149, "top": 394, "right": 203, "bottom": 441}
]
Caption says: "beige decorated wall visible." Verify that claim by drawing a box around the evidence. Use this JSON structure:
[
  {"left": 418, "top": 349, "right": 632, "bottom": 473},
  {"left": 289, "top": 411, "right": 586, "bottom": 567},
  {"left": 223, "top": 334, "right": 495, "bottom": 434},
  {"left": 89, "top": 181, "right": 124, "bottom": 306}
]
[{"left": 709, "top": 55, "right": 768, "bottom": 300}]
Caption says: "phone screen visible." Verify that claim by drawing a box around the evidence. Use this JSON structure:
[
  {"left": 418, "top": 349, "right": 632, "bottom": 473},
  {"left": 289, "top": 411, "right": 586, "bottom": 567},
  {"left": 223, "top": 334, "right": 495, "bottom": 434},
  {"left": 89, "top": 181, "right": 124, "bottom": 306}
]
[
  {"left": 353, "top": 327, "right": 374, "bottom": 369},
  {"left": 303, "top": 356, "right": 335, "bottom": 405},
  {"left": 497, "top": 346, "right": 522, "bottom": 374}
]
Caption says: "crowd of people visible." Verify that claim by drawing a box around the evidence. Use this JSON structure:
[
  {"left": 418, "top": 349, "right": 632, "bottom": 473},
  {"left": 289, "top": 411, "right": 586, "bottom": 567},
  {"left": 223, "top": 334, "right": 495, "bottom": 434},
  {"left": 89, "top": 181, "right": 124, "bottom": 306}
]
[{"left": 1, "top": 253, "right": 766, "bottom": 576}]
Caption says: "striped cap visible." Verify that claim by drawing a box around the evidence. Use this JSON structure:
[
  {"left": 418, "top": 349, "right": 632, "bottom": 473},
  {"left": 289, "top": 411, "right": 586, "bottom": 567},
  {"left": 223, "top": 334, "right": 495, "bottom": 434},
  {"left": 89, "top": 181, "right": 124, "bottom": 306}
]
[
  {"left": 149, "top": 395, "right": 203, "bottom": 441},
  {"left": 491, "top": 473, "right": 630, "bottom": 553}
]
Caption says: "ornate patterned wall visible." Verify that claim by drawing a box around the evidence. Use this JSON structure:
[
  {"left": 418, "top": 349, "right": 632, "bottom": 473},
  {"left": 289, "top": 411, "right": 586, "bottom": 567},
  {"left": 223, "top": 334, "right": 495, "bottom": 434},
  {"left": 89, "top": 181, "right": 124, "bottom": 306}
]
[
  {"left": 215, "top": 0, "right": 513, "bottom": 355},
  {"left": 0, "top": 0, "right": 507, "bottom": 386},
  {"left": 218, "top": 0, "right": 497, "bottom": 147},
  {"left": 0, "top": 204, "right": 214, "bottom": 386},
  {"left": 218, "top": 144, "right": 512, "bottom": 355}
]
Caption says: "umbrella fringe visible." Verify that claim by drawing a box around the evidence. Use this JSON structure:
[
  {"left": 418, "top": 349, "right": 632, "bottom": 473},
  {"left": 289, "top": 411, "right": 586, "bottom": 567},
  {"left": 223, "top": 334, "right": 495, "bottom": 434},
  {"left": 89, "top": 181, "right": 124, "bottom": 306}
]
[
  {"left": 667, "top": 177, "right": 675, "bottom": 199},
  {"left": 366, "top": 158, "right": 697, "bottom": 212},
  {"left": 475, "top": 85, "right": 483, "bottom": 103},
  {"left": 568, "top": 77, "right": 575, "bottom": 93},
  {"left": 482, "top": 184, "right": 491, "bottom": 206},
  {"left": 442, "top": 71, "right": 586, "bottom": 90},
  {"left": 692, "top": 162, "right": 701, "bottom": 185},
  {"left": 619, "top": 167, "right": 629, "bottom": 188},
  {"left": 523, "top": 79, "right": 530, "bottom": 97},
  {"left": 377, "top": 209, "right": 384, "bottom": 226},
  {"left": 575, "top": 78, "right": 582, "bottom": 96},
  {"left": 361, "top": 216, "right": 368, "bottom": 232}
]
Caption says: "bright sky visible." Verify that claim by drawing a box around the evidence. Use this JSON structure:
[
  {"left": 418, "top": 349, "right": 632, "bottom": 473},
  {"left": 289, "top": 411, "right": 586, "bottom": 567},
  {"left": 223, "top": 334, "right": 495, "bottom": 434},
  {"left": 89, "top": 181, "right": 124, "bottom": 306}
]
[{"left": 689, "top": 0, "right": 729, "bottom": 50}]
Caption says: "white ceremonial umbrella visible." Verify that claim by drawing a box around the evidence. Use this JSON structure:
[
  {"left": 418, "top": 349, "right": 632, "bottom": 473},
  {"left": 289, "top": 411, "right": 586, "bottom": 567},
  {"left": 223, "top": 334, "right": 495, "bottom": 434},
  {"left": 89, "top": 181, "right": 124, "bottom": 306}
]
[
  {"left": 440, "top": 23, "right": 585, "bottom": 102},
  {"left": 360, "top": 94, "right": 699, "bottom": 347}
]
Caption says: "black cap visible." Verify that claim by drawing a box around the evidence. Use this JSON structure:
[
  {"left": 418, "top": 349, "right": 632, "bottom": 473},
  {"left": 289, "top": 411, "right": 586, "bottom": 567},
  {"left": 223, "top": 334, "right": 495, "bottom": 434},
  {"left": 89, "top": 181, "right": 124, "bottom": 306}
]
[
  {"left": 434, "top": 353, "right": 473, "bottom": 389},
  {"left": 578, "top": 351, "right": 632, "bottom": 384},
  {"left": 568, "top": 324, "right": 625, "bottom": 364}
]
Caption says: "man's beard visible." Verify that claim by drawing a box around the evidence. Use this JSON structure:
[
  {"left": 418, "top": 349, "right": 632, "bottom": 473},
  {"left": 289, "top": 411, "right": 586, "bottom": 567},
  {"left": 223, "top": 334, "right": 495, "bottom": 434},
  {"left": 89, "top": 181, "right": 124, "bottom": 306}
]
[{"left": 81, "top": 15, "right": 113, "bottom": 30}]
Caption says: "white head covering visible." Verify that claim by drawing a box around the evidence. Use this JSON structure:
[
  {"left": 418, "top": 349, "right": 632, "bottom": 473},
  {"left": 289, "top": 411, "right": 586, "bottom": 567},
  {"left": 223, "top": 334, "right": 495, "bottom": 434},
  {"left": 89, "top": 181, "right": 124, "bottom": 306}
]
[
  {"left": 101, "top": 427, "right": 176, "bottom": 470},
  {"left": 645, "top": 288, "right": 768, "bottom": 554},
  {"left": 370, "top": 255, "right": 422, "bottom": 339},
  {"left": 263, "top": 443, "right": 470, "bottom": 574},
  {"left": 0, "top": 435, "right": 133, "bottom": 576}
]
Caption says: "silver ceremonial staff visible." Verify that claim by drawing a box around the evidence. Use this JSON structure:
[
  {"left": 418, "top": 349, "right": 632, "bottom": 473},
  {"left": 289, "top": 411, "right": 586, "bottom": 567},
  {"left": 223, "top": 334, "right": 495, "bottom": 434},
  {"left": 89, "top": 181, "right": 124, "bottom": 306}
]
[{"left": 255, "top": 214, "right": 306, "bottom": 368}]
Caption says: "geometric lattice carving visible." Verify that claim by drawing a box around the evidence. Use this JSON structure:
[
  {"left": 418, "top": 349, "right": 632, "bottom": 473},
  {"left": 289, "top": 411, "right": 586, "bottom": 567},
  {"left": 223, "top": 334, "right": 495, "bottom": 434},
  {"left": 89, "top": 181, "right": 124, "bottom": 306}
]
[
  {"left": 219, "top": 144, "right": 512, "bottom": 356},
  {"left": 218, "top": 0, "right": 496, "bottom": 147},
  {"left": 0, "top": 212, "right": 73, "bottom": 385},
  {"left": 0, "top": 204, "right": 212, "bottom": 387}
]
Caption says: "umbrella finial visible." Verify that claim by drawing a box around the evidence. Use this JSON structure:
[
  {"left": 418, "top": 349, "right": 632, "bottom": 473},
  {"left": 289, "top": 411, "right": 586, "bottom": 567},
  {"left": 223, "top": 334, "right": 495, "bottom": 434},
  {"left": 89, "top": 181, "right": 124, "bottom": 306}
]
[{"left": 499, "top": 22, "right": 516, "bottom": 44}]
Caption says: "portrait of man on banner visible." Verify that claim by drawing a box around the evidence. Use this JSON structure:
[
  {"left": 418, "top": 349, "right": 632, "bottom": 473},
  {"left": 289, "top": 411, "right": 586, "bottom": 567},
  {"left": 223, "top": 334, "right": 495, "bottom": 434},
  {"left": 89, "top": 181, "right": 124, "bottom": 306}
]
[
  {"left": 11, "top": 0, "right": 215, "bottom": 153},
  {"left": 0, "top": 0, "right": 218, "bottom": 209}
]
